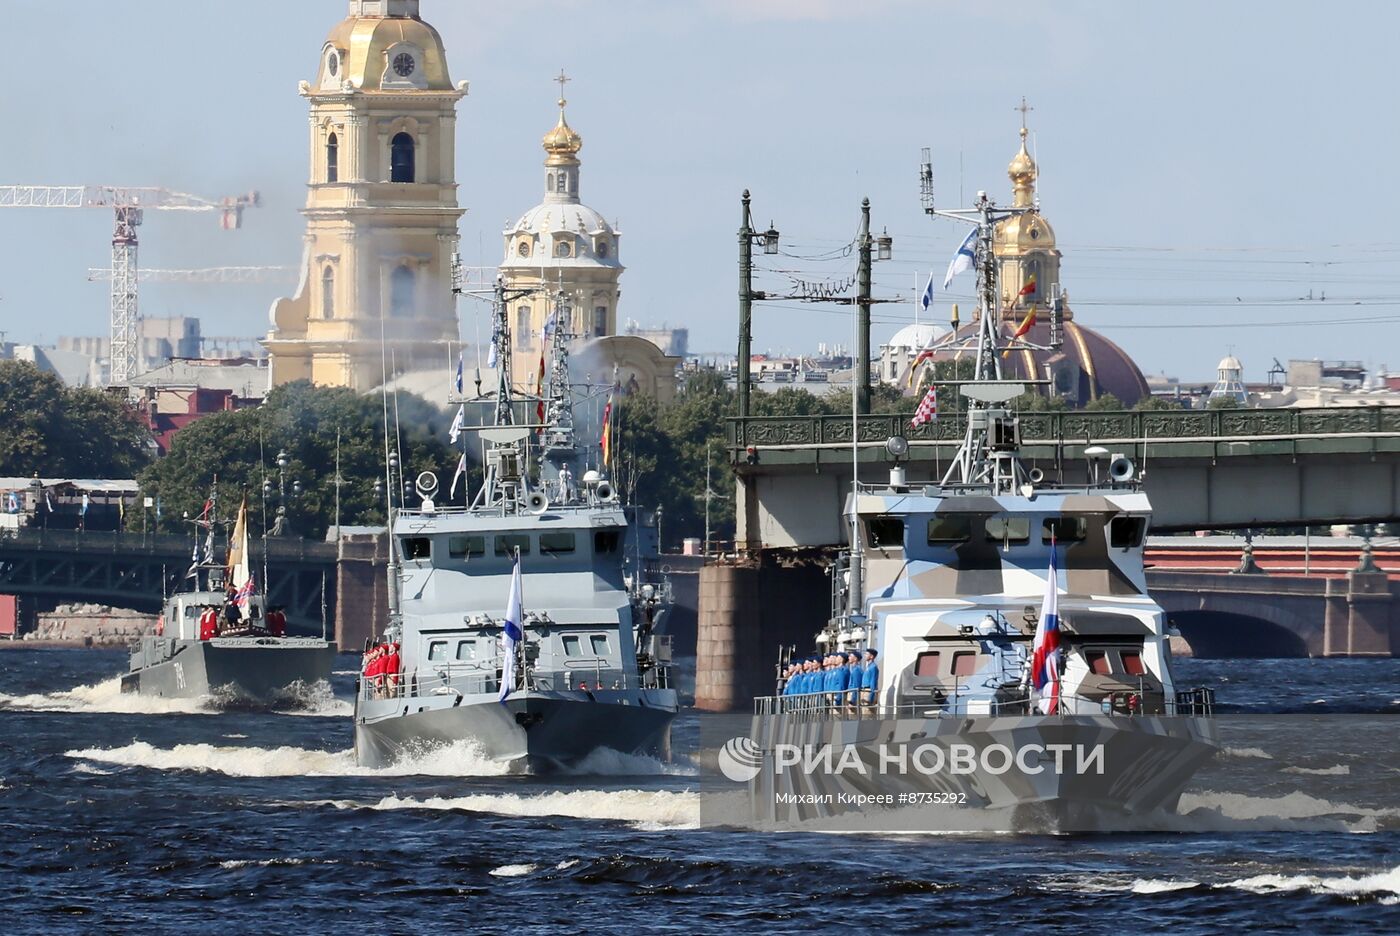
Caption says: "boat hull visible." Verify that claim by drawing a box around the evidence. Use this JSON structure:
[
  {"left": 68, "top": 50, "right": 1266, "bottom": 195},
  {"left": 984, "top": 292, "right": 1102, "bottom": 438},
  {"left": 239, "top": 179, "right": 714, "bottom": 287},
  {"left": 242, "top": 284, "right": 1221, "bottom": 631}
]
[
  {"left": 749, "top": 711, "right": 1218, "bottom": 831},
  {"left": 121, "top": 637, "right": 338, "bottom": 705},
  {"left": 354, "top": 690, "right": 677, "bottom": 771}
]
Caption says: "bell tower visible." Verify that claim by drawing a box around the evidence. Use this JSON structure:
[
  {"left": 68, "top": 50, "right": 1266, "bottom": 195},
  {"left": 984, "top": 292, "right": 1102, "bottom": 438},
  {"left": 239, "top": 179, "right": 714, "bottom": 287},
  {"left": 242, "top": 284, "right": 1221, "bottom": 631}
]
[
  {"left": 993, "top": 98, "right": 1063, "bottom": 319},
  {"left": 264, "top": 0, "right": 469, "bottom": 390}
]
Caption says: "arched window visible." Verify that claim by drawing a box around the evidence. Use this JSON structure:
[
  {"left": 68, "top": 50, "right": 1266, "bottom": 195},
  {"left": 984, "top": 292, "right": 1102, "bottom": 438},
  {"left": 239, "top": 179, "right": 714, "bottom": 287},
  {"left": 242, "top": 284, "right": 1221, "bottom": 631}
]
[
  {"left": 556, "top": 173, "right": 567, "bottom": 194},
  {"left": 326, "top": 133, "right": 339, "bottom": 184},
  {"left": 321, "top": 266, "right": 335, "bottom": 319},
  {"left": 516, "top": 306, "right": 531, "bottom": 348},
  {"left": 390, "top": 265, "right": 415, "bottom": 317},
  {"left": 555, "top": 240, "right": 571, "bottom": 258},
  {"left": 391, "top": 132, "right": 415, "bottom": 183},
  {"left": 517, "top": 241, "right": 531, "bottom": 258},
  {"left": 547, "top": 173, "right": 555, "bottom": 191},
  {"left": 596, "top": 240, "right": 609, "bottom": 259},
  {"left": 593, "top": 306, "right": 608, "bottom": 337}
]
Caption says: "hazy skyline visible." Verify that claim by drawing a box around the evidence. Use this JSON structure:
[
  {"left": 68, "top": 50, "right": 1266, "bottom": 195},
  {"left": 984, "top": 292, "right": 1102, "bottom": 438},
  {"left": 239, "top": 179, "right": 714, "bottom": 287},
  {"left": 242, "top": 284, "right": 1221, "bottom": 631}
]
[{"left": 1, "top": 0, "right": 1397, "bottom": 382}]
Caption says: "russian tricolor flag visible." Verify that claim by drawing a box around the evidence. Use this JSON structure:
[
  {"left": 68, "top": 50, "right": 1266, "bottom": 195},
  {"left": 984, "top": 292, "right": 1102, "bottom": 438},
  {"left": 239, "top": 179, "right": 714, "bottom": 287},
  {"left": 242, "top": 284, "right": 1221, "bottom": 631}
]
[{"left": 1031, "top": 541, "right": 1061, "bottom": 714}]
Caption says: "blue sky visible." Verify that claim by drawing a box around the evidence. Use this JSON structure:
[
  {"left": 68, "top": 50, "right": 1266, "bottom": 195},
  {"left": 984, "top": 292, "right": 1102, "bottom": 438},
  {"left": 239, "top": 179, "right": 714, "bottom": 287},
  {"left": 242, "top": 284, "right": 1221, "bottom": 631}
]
[{"left": 1, "top": 0, "right": 1397, "bottom": 381}]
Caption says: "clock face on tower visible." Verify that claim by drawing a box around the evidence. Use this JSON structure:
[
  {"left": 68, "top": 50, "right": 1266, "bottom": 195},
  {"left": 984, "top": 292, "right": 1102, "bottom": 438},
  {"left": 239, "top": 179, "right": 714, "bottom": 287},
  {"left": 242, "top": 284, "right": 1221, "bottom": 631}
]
[{"left": 393, "top": 52, "right": 416, "bottom": 78}]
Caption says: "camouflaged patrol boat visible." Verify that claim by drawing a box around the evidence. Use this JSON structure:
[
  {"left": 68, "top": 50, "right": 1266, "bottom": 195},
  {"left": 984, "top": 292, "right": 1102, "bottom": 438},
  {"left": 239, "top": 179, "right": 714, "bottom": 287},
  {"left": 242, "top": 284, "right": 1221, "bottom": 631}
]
[
  {"left": 353, "top": 283, "right": 678, "bottom": 771},
  {"left": 123, "top": 497, "right": 336, "bottom": 703},
  {"left": 749, "top": 181, "right": 1217, "bottom": 831}
]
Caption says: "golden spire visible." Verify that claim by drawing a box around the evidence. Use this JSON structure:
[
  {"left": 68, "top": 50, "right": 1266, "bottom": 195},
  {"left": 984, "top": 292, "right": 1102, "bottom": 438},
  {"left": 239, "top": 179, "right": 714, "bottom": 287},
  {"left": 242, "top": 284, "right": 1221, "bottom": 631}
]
[
  {"left": 1008, "top": 96, "right": 1037, "bottom": 208},
  {"left": 542, "top": 69, "right": 583, "bottom": 162}
]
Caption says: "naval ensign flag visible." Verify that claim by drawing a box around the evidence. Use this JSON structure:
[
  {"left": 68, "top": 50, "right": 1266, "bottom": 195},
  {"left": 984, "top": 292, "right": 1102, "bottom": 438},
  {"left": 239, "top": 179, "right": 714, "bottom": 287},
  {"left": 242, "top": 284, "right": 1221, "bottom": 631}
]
[
  {"left": 1031, "top": 540, "right": 1062, "bottom": 714},
  {"left": 499, "top": 557, "right": 524, "bottom": 703}
]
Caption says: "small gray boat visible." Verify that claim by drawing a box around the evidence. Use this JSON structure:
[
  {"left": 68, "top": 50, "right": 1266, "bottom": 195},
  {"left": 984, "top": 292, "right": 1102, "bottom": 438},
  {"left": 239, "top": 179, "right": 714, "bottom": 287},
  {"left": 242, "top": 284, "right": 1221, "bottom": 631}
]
[{"left": 123, "top": 497, "right": 336, "bottom": 704}]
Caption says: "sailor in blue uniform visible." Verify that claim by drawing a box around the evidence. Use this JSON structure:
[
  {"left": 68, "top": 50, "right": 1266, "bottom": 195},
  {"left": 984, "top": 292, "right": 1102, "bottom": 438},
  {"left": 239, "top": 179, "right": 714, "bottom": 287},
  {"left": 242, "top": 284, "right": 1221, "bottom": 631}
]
[
  {"left": 845, "top": 651, "right": 863, "bottom": 711},
  {"left": 861, "top": 649, "right": 879, "bottom": 710},
  {"left": 830, "top": 652, "right": 850, "bottom": 708}
]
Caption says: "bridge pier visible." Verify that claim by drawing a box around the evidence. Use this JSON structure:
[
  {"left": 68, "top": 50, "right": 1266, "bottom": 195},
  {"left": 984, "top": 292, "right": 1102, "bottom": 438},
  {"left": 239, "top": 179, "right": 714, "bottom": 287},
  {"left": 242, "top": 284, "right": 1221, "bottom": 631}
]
[
  {"left": 1324, "top": 571, "right": 1397, "bottom": 657},
  {"left": 696, "top": 556, "right": 831, "bottom": 712}
]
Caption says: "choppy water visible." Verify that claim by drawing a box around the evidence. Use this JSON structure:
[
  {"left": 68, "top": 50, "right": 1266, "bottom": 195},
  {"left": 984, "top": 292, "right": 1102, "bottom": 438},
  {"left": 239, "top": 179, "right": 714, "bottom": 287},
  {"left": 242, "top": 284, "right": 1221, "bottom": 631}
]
[{"left": 0, "top": 650, "right": 1397, "bottom": 933}]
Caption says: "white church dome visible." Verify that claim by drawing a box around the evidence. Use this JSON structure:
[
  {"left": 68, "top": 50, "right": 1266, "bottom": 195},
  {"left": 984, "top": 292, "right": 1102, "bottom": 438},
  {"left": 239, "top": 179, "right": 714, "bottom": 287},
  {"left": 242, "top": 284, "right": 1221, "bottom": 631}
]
[{"left": 883, "top": 322, "right": 946, "bottom": 351}]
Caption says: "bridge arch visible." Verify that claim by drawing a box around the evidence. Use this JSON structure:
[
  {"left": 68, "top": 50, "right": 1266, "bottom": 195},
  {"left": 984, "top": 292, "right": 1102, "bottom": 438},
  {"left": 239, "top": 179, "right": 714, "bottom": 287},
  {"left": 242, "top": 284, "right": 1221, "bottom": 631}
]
[{"left": 1165, "top": 609, "right": 1310, "bottom": 659}]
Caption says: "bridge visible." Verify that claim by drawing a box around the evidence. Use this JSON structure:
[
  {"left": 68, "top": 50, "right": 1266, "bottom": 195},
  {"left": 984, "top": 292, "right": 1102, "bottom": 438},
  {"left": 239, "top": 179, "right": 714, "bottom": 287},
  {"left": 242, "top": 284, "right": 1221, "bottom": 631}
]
[
  {"left": 727, "top": 406, "right": 1400, "bottom": 548},
  {"left": 0, "top": 529, "right": 341, "bottom": 637}
]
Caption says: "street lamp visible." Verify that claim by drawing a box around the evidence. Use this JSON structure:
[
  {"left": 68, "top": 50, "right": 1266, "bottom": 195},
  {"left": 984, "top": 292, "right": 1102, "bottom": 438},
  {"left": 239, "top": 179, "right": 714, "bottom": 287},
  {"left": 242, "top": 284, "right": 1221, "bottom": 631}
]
[
  {"left": 738, "top": 189, "right": 781, "bottom": 420},
  {"left": 271, "top": 449, "right": 301, "bottom": 537}
]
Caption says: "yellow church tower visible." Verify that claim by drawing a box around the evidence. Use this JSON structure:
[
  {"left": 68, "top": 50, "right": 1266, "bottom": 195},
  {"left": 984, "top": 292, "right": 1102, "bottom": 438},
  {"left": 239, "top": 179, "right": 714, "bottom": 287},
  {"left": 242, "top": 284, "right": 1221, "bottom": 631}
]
[
  {"left": 992, "top": 99, "right": 1061, "bottom": 315},
  {"left": 264, "top": 0, "right": 468, "bottom": 390}
]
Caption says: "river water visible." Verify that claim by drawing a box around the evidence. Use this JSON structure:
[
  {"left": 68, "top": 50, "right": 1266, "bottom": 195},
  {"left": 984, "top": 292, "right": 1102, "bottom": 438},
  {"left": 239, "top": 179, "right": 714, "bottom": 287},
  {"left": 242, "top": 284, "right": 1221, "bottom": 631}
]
[{"left": 0, "top": 650, "right": 1396, "bottom": 934}]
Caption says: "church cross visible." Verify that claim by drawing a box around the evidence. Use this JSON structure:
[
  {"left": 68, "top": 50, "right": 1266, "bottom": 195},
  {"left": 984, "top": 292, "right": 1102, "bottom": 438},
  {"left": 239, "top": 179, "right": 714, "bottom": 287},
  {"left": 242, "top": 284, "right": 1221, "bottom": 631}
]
[
  {"left": 555, "top": 69, "right": 571, "bottom": 108},
  {"left": 1016, "top": 96, "right": 1034, "bottom": 132}
]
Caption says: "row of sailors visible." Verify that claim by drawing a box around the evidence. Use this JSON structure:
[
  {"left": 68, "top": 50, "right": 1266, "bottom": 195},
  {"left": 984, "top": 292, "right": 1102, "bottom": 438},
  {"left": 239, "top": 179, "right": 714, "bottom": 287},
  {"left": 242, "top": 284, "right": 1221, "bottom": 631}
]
[{"left": 781, "top": 649, "right": 878, "bottom": 704}]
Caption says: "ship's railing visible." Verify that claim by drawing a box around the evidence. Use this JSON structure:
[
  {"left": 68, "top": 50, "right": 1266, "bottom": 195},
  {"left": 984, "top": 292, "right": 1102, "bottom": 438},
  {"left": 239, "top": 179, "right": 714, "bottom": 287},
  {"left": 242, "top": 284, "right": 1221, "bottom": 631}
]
[
  {"left": 755, "top": 686, "right": 1215, "bottom": 719},
  {"left": 358, "top": 661, "right": 645, "bottom": 701}
]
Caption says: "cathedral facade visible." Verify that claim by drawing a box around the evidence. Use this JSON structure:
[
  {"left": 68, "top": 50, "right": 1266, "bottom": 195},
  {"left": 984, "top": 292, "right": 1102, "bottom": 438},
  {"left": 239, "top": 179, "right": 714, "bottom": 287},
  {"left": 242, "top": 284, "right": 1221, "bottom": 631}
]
[{"left": 264, "top": 0, "right": 467, "bottom": 390}]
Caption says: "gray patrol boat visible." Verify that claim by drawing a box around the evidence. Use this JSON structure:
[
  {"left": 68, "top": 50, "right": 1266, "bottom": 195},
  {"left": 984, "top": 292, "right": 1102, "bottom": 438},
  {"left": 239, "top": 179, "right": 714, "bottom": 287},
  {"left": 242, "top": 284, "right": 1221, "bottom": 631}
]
[
  {"left": 123, "top": 496, "right": 337, "bottom": 703},
  {"left": 353, "top": 282, "right": 678, "bottom": 770},
  {"left": 749, "top": 171, "right": 1217, "bottom": 830}
]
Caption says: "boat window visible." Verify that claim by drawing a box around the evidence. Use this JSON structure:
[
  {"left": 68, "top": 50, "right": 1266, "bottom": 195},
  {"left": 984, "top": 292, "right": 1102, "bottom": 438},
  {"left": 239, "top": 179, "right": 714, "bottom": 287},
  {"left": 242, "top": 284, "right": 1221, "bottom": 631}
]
[
  {"left": 594, "top": 530, "right": 621, "bottom": 554},
  {"left": 1110, "top": 516, "right": 1147, "bottom": 548},
  {"left": 590, "top": 635, "right": 609, "bottom": 656},
  {"left": 865, "top": 516, "right": 905, "bottom": 550},
  {"left": 427, "top": 640, "right": 448, "bottom": 662},
  {"left": 456, "top": 640, "right": 477, "bottom": 661},
  {"left": 562, "top": 635, "right": 582, "bottom": 656},
  {"left": 1122, "top": 651, "right": 1146, "bottom": 676},
  {"left": 926, "top": 516, "right": 972, "bottom": 544},
  {"left": 1042, "top": 516, "right": 1087, "bottom": 544},
  {"left": 540, "top": 532, "right": 577, "bottom": 555},
  {"left": 984, "top": 516, "right": 1030, "bottom": 545},
  {"left": 448, "top": 535, "right": 485, "bottom": 559},
  {"left": 1086, "top": 651, "right": 1111, "bottom": 675},
  {"left": 914, "top": 651, "right": 941, "bottom": 677},
  {"left": 401, "top": 537, "right": 431, "bottom": 560},
  {"left": 495, "top": 533, "right": 531, "bottom": 557},
  {"left": 951, "top": 651, "right": 978, "bottom": 678}
]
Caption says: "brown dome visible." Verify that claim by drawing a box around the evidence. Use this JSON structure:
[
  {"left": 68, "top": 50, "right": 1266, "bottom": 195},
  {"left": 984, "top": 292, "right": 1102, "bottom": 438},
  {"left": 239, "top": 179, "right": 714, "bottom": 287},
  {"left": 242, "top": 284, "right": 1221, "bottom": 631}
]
[{"left": 926, "top": 314, "right": 1149, "bottom": 408}]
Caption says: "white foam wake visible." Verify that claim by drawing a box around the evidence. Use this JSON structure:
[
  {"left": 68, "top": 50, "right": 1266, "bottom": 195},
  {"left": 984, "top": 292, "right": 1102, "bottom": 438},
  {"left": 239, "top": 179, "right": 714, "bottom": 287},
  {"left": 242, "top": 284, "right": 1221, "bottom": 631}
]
[
  {"left": 0, "top": 678, "right": 213, "bottom": 716},
  {"left": 65, "top": 739, "right": 512, "bottom": 778},
  {"left": 1174, "top": 789, "right": 1399, "bottom": 833},
  {"left": 1129, "top": 879, "right": 1200, "bottom": 894},
  {"left": 349, "top": 789, "right": 702, "bottom": 829},
  {"left": 1220, "top": 746, "right": 1273, "bottom": 760},
  {"left": 488, "top": 863, "right": 538, "bottom": 877},
  {"left": 1281, "top": 764, "right": 1351, "bottom": 776},
  {"left": 1225, "top": 863, "right": 1400, "bottom": 898}
]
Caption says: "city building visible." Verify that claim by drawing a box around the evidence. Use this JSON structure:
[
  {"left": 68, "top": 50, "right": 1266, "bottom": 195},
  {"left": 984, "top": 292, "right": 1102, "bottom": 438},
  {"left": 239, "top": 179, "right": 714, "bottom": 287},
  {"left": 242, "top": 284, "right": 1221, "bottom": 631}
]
[
  {"left": 1208, "top": 353, "right": 1249, "bottom": 405},
  {"left": 499, "top": 80, "right": 624, "bottom": 390},
  {"left": 129, "top": 357, "right": 269, "bottom": 454},
  {"left": 878, "top": 322, "right": 945, "bottom": 386},
  {"left": 264, "top": 0, "right": 468, "bottom": 391},
  {"left": 916, "top": 113, "right": 1150, "bottom": 407}
]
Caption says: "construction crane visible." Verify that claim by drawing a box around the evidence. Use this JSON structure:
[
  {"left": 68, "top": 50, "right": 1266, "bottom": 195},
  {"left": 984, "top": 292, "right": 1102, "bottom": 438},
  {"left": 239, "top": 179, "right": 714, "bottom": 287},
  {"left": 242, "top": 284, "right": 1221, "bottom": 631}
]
[
  {"left": 85, "top": 265, "right": 297, "bottom": 285},
  {"left": 0, "top": 185, "right": 260, "bottom": 386}
]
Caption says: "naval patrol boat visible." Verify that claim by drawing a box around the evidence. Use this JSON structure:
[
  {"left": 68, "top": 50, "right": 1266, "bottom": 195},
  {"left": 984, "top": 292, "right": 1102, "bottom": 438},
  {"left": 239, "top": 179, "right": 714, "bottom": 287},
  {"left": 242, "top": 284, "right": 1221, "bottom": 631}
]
[
  {"left": 123, "top": 495, "right": 337, "bottom": 703},
  {"left": 749, "top": 183, "right": 1217, "bottom": 829},
  {"left": 353, "top": 284, "right": 678, "bottom": 770}
]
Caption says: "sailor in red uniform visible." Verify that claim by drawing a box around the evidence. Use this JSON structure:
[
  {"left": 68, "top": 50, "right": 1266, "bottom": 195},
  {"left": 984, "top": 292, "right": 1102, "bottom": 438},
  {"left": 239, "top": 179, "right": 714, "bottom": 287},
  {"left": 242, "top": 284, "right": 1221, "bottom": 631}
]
[
  {"left": 383, "top": 642, "right": 402, "bottom": 696},
  {"left": 266, "top": 606, "right": 287, "bottom": 638},
  {"left": 198, "top": 606, "right": 219, "bottom": 641}
]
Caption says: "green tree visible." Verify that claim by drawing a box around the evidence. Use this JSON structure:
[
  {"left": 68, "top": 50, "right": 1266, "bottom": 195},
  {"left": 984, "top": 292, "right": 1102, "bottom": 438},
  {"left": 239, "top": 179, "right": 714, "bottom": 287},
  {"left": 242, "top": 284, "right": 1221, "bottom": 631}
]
[
  {"left": 0, "top": 360, "right": 151, "bottom": 477},
  {"left": 1134, "top": 396, "right": 1181, "bottom": 411},
  {"left": 1206, "top": 395, "right": 1242, "bottom": 410},
  {"left": 1082, "top": 393, "right": 1124, "bottom": 412}
]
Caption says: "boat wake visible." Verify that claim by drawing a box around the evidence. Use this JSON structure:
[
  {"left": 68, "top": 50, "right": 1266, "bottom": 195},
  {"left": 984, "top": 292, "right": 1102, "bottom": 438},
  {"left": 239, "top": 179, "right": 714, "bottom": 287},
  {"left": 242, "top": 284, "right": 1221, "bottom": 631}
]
[
  {"left": 1074, "top": 862, "right": 1400, "bottom": 903},
  {"left": 327, "top": 788, "right": 703, "bottom": 830},
  {"left": 1171, "top": 789, "right": 1400, "bottom": 833},
  {"left": 64, "top": 739, "right": 513, "bottom": 778},
  {"left": 0, "top": 678, "right": 214, "bottom": 715}
]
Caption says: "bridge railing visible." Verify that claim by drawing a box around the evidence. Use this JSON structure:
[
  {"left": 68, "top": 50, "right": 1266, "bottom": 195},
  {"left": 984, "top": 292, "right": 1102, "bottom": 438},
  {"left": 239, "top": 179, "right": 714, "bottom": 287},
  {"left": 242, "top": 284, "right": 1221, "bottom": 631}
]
[
  {"left": 0, "top": 527, "right": 338, "bottom": 561},
  {"left": 727, "top": 406, "right": 1400, "bottom": 462}
]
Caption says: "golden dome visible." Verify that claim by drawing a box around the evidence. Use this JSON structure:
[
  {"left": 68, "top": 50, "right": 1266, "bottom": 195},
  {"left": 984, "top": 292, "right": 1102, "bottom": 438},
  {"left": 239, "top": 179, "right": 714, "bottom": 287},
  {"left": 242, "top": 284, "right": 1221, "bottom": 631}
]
[
  {"left": 995, "top": 211, "right": 1056, "bottom": 251},
  {"left": 319, "top": 14, "right": 456, "bottom": 92},
  {"left": 542, "top": 102, "right": 583, "bottom": 161},
  {"left": 1008, "top": 127, "right": 1038, "bottom": 203}
]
